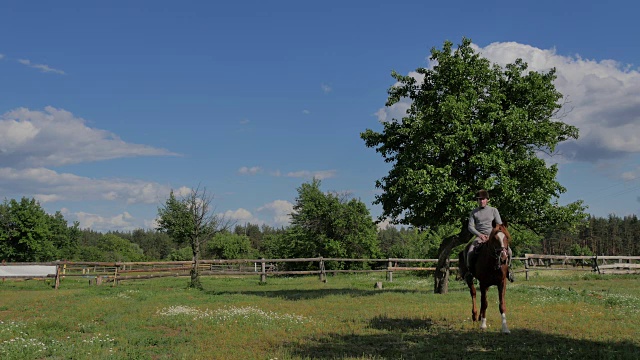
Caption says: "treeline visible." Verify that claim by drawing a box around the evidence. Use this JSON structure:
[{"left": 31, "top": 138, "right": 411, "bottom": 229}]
[
  {"left": 2, "top": 194, "right": 640, "bottom": 264},
  {"left": 69, "top": 214, "right": 640, "bottom": 262},
  {"left": 539, "top": 215, "right": 640, "bottom": 256}
]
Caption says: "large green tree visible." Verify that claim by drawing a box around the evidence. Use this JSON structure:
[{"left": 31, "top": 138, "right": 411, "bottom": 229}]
[
  {"left": 361, "top": 38, "right": 586, "bottom": 293},
  {"left": 157, "top": 187, "right": 232, "bottom": 289}
]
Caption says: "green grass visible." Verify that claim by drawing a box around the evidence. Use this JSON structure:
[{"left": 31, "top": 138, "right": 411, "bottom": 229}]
[{"left": 0, "top": 271, "right": 639, "bottom": 359}]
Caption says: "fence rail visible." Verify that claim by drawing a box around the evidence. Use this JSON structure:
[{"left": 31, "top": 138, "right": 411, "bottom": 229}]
[
  {"left": 521, "top": 254, "right": 640, "bottom": 279},
  {"left": 2, "top": 254, "right": 639, "bottom": 289}
]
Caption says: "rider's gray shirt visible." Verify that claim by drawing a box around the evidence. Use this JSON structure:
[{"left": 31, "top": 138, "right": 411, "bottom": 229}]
[{"left": 468, "top": 205, "right": 502, "bottom": 238}]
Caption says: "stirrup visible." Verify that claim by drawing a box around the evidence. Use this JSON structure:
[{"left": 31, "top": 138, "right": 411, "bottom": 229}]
[{"left": 508, "top": 270, "right": 515, "bottom": 283}]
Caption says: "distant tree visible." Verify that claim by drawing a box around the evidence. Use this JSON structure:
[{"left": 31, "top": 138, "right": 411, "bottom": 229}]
[
  {"left": 128, "top": 229, "right": 175, "bottom": 260},
  {"left": 361, "top": 38, "right": 586, "bottom": 293},
  {"left": 507, "top": 225, "right": 543, "bottom": 255},
  {"left": 286, "top": 179, "right": 380, "bottom": 269},
  {"left": 0, "top": 197, "right": 78, "bottom": 262},
  {"left": 49, "top": 212, "right": 81, "bottom": 260},
  {"left": 98, "top": 234, "right": 145, "bottom": 262},
  {"left": 167, "top": 246, "right": 192, "bottom": 261},
  {"left": 258, "top": 233, "right": 290, "bottom": 260},
  {"left": 378, "top": 226, "right": 406, "bottom": 258},
  {"left": 379, "top": 226, "right": 454, "bottom": 259},
  {"left": 156, "top": 187, "right": 232, "bottom": 289},
  {"left": 77, "top": 246, "right": 105, "bottom": 262},
  {"left": 207, "top": 232, "right": 253, "bottom": 259},
  {"left": 234, "top": 223, "right": 263, "bottom": 251}
]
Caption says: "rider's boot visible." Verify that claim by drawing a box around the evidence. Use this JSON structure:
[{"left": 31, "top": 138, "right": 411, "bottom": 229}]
[{"left": 464, "top": 253, "right": 474, "bottom": 282}]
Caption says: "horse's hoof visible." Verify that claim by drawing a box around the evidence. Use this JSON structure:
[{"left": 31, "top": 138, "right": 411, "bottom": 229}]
[{"left": 502, "top": 329, "right": 511, "bottom": 334}]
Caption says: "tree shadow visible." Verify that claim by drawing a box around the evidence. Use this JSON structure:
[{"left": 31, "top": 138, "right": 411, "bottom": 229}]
[
  {"left": 284, "top": 315, "right": 640, "bottom": 359},
  {"left": 206, "top": 288, "right": 424, "bottom": 301}
]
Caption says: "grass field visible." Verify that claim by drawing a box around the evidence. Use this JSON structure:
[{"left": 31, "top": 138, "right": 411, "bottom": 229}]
[{"left": 1, "top": 270, "right": 639, "bottom": 359}]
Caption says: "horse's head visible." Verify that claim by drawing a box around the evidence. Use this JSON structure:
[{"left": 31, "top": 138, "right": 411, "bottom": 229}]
[{"left": 488, "top": 223, "right": 511, "bottom": 262}]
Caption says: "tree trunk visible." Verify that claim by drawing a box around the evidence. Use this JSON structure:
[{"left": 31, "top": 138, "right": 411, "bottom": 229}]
[
  {"left": 189, "top": 240, "right": 203, "bottom": 290},
  {"left": 434, "top": 220, "right": 470, "bottom": 294}
]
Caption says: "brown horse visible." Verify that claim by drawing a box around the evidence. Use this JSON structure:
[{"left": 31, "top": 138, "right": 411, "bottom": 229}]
[{"left": 458, "top": 223, "right": 511, "bottom": 333}]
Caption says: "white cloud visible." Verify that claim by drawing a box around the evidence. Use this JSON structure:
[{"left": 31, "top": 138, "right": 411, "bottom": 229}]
[
  {"left": 222, "top": 208, "right": 253, "bottom": 221},
  {"left": 376, "top": 218, "right": 394, "bottom": 230},
  {"left": 258, "top": 200, "right": 293, "bottom": 226},
  {"left": 68, "top": 210, "right": 137, "bottom": 232},
  {"left": 17, "top": 58, "right": 65, "bottom": 75},
  {"left": 321, "top": 83, "right": 332, "bottom": 93},
  {"left": 0, "top": 167, "right": 173, "bottom": 204},
  {"left": 375, "top": 42, "right": 640, "bottom": 163},
  {"left": 221, "top": 201, "right": 293, "bottom": 227},
  {"left": 238, "top": 166, "right": 262, "bottom": 175},
  {"left": 281, "top": 169, "right": 337, "bottom": 180},
  {"left": 475, "top": 42, "right": 640, "bottom": 161},
  {"left": 221, "top": 208, "right": 266, "bottom": 227},
  {"left": 0, "top": 106, "right": 177, "bottom": 167},
  {"left": 375, "top": 101, "right": 410, "bottom": 123},
  {"left": 302, "top": 109, "right": 310, "bottom": 115}
]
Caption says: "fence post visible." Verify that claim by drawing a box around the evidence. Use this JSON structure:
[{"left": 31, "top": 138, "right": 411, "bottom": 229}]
[
  {"left": 55, "top": 263, "right": 61, "bottom": 290},
  {"left": 260, "top": 258, "right": 267, "bottom": 283},
  {"left": 524, "top": 260, "right": 529, "bottom": 281},
  {"left": 319, "top": 257, "right": 326, "bottom": 282},
  {"left": 387, "top": 260, "right": 393, "bottom": 282}
]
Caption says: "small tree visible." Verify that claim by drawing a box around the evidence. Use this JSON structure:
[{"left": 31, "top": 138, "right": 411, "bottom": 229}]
[{"left": 157, "top": 187, "right": 232, "bottom": 289}]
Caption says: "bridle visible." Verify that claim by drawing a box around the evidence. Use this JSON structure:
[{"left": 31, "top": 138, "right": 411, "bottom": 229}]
[{"left": 489, "top": 227, "right": 510, "bottom": 269}]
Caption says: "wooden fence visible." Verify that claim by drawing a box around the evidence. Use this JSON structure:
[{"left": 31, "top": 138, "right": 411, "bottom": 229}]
[
  {"left": 2, "top": 255, "right": 639, "bottom": 289},
  {"left": 521, "top": 254, "right": 640, "bottom": 279}
]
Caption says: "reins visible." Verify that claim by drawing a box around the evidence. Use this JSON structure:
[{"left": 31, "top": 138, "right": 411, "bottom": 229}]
[{"left": 489, "top": 227, "right": 510, "bottom": 269}]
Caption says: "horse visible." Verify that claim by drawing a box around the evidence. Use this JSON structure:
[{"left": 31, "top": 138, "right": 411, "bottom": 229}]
[{"left": 458, "top": 223, "right": 512, "bottom": 333}]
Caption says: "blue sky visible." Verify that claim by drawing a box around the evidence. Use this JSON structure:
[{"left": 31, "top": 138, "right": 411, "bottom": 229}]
[{"left": 1, "top": 1, "right": 639, "bottom": 232}]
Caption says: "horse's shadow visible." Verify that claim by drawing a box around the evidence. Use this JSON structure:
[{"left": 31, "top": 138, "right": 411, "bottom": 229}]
[
  {"left": 285, "top": 315, "right": 640, "bottom": 359},
  {"left": 205, "top": 287, "right": 424, "bottom": 301}
]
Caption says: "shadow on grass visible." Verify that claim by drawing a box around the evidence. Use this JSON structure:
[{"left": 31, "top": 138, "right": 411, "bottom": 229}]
[
  {"left": 206, "top": 288, "right": 425, "bottom": 300},
  {"left": 284, "top": 315, "right": 640, "bottom": 360}
]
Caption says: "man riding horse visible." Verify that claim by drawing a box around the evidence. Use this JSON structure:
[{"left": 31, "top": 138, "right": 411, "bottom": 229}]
[{"left": 465, "top": 189, "right": 514, "bottom": 282}]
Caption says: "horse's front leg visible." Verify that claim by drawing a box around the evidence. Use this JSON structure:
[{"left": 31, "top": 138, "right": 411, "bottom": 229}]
[
  {"left": 479, "top": 284, "right": 488, "bottom": 330},
  {"left": 498, "top": 278, "right": 510, "bottom": 334},
  {"left": 468, "top": 281, "right": 478, "bottom": 322}
]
